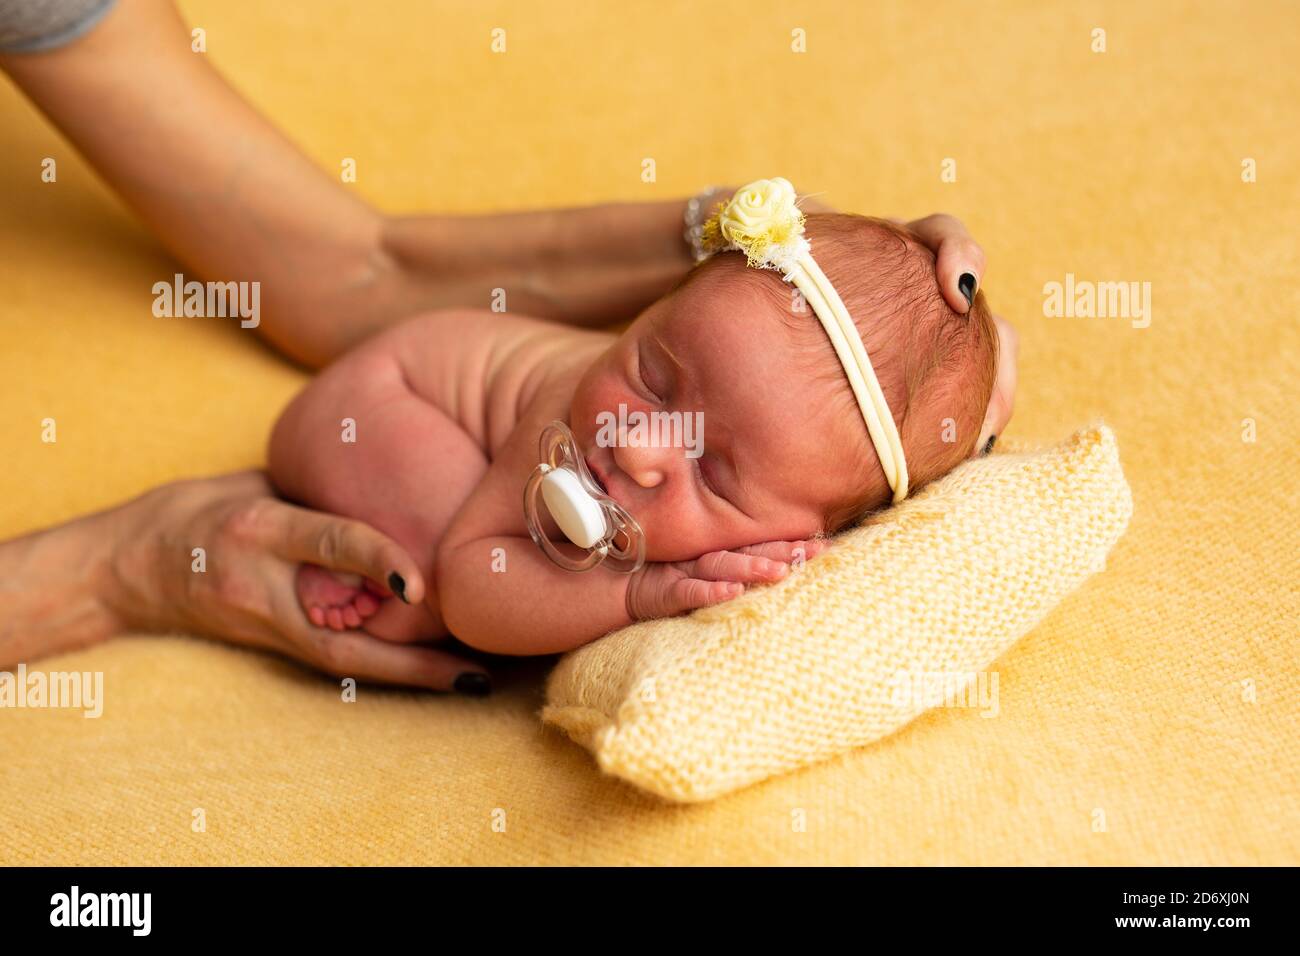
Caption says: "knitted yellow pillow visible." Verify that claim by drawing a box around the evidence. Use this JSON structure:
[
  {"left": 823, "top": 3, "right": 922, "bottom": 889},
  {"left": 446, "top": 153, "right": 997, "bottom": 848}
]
[{"left": 541, "top": 424, "right": 1133, "bottom": 803}]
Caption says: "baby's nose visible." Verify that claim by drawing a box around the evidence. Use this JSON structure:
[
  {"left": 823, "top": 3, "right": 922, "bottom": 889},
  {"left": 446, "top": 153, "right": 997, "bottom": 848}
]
[{"left": 611, "top": 441, "right": 675, "bottom": 490}]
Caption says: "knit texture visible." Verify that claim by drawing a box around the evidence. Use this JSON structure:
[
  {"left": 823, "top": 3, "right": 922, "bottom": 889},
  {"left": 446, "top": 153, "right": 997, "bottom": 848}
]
[{"left": 543, "top": 425, "right": 1132, "bottom": 802}]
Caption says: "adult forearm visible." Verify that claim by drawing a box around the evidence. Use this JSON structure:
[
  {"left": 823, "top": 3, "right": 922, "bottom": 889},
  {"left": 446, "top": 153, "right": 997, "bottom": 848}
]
[
  {"left": 0, "top": 510, "right": 121, "bottom": 667},
  {"left": 0, "top": 0, "right": 389, "bottom": 368},
  {"left": 2, "top": 0, "right": 699, "bottom": 366},
  {"left": 380, "top": 198, "right": 696, "bottom": 328}
]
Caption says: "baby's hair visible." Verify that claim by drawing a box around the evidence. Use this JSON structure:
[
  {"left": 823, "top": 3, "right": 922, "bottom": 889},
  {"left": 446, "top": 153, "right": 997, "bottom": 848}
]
[{"left": 680, "top": 213, "right": 999, "bottom": 532}]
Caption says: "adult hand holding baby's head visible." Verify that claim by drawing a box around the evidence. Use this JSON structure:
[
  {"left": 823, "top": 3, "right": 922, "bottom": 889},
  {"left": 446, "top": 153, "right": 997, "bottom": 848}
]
[
  {"left": 976, "top": 313, "right": 1020, "bottom": 455},
  {"left": 792, "top": 197, "right": 987, "bottom": 316},
  {"left": 725, "top": 192, "right": 1015, "bottom": 450},
  {"left": 888, "top": 213, "right": 1016, "bottom": 452},
  {"left": 903, "top": 218, "right": 1016, "bottom": 452},
  {"left": 896, "top": 213, "right": 987, "bottom": 315},
  {"left": 798, "top": 201, "right": 1016, "bottom": 450},
  {"left": 900, "top": 215, "right": 1016, "bottom": 453}
]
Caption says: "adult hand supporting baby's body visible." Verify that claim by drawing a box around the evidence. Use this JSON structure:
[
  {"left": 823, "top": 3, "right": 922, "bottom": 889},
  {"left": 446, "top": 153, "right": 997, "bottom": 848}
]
[
  {"left": 0, "top": 471, "right": 490, "bottom": 693},
  {"left": 103, "top": 472, "right": 492, "bottom": 692}
]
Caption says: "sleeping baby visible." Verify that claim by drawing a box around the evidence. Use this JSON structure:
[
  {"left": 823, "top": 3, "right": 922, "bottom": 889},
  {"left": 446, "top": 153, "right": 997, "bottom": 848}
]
[{"left": 267, "top": 179, "right": 1000, "bottom": 656}]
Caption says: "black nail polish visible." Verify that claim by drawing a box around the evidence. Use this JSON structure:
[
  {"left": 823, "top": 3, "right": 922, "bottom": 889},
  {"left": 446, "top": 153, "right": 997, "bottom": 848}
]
[
  {"left": 387, "top": 571, "right": 409, "bottom": 604},
  {"left": 982, "top": 434, "right": 997, "bottom": 456},
  {"left": 454, "top": 672, "right": 491, "bottom": 697},
  {"left": 958, "top": 273, "right": 977, "bottom": 306}
]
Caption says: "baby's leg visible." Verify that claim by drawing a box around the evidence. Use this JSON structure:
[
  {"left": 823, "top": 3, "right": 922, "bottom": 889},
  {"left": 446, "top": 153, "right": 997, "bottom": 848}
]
[{"left": 268, "top": 331, "right": 488, "bottom": 641}]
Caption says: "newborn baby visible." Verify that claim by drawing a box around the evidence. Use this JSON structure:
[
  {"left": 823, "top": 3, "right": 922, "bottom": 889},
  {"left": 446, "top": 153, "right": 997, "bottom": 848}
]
[{"left": 268, "top": 209, "right": 999, "bottom": 655}]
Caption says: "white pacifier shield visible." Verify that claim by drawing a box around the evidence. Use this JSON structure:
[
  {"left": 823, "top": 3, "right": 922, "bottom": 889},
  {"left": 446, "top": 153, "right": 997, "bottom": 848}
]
[{"left": 540, "top": 467, "right": 607, "bottom": 550}]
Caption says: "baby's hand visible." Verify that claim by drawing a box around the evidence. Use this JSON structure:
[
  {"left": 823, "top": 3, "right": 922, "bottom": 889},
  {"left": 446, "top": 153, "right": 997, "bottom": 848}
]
[{"left": 625, "top": 539, "right": 830, "bottom": 621}]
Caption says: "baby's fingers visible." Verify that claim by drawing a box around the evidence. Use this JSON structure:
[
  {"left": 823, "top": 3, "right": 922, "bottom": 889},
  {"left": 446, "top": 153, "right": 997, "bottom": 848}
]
[
  {"left": 671, "top": 578, "right": 745, "bottom": 614},
  {"left": 732, "top": 538, "right": 830, "bottom": 565},
  {"left": 692, "top": 550, "right": 790, "bottom": 584}
]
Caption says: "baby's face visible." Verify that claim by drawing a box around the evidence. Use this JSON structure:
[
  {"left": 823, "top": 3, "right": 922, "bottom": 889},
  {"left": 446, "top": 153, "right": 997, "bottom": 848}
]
[{"left": 569, "top": 265, "right": 856, "bottom": 561}]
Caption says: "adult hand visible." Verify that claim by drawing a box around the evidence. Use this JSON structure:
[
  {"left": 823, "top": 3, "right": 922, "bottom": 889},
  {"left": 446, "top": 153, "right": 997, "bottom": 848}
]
[
  {"left": 100, "top": 471, "right": 491, "bottom": 693},
  {"left": 898, "top": 213, "right": 987, "bottom": 315},
  {"left": 971, "top": 313, "right": 1019, "bottom": 454},
  {"left": 897, "top": 217, "right": 1018, "bottom": 452},
  {"left": 797, "top": 200, "right": 1017, "bottom": 451},
  {"left": 794, "top": 194, "right": 987, "bottom": 316}
]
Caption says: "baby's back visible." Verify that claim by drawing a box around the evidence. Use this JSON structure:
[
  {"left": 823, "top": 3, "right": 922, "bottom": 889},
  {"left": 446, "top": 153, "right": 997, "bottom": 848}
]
[{"left": 266, "top": 308, "right": 613, "bottom": 642}]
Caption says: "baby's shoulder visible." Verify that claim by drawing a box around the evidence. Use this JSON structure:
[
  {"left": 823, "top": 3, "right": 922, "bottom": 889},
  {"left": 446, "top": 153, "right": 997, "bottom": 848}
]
[{"left": 390, "top": 309, "right": 610, "bottom": 454}]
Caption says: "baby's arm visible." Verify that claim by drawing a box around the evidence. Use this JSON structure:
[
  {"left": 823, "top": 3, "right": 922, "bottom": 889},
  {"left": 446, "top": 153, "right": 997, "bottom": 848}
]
[
  {"left": 434, "top": 398, "right": 640, "bottom": 656},
  {"left": 435, "top": 398, "right": 806, "bottom": 655}
]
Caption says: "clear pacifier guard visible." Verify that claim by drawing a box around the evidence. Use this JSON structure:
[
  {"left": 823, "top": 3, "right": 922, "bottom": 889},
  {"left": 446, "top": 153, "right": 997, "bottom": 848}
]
[{"left": 523, "top": 420, "right": 647, "bottom": 573}]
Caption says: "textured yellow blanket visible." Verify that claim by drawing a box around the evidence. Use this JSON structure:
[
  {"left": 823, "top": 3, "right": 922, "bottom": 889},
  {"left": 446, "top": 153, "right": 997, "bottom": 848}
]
[{"left": 1, "top": 0, "right": 1295, "bottom": 864}]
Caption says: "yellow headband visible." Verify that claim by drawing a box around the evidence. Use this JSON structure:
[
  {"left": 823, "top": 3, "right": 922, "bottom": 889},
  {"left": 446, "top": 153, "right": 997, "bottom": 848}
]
[{"left": 701, "top": 178, "right": 909, "bottom": 503}]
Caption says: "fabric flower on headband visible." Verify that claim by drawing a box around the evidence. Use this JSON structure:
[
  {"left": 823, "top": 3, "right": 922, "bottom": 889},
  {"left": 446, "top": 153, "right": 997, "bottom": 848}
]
[{"left": 701, "top": 177, "right": 811, "bottom": 274}]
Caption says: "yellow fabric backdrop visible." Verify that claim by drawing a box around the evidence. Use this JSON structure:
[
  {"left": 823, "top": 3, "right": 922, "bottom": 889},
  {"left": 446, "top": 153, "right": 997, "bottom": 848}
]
[{"left": 1, "top": 0, "right": 1295, "bottom": 864}]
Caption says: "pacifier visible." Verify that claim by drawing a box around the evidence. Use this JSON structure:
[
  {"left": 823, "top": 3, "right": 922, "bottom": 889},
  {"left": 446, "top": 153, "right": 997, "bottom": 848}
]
[{"left": 523, "top": 420, "right": 646, "bottom": 573}]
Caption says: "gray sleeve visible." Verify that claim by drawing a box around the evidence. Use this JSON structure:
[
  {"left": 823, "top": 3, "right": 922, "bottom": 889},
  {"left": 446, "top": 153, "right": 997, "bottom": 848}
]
[{"left": 0, "top": 0, "right": 118, "bottom": 53}]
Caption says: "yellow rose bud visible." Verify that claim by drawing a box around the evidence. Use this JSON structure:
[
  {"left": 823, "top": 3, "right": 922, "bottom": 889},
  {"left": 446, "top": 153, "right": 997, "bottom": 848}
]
[{"left": 713, "top": 177, "right": 807, "bottom": 270}]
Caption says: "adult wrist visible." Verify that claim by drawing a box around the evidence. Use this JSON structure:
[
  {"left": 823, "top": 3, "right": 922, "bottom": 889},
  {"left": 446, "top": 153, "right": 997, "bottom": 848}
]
[
  {"left": 682, "top": 185, "right": 731, "bottom": 263},
  {"left": 0, "top": 509, "right": 122, "bottom": 666}
]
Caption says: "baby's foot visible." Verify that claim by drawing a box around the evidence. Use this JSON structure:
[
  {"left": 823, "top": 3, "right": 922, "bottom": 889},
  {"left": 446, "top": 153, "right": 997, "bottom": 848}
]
[{"left": 296, "top": 565, "right": 384, "bottom": 630}]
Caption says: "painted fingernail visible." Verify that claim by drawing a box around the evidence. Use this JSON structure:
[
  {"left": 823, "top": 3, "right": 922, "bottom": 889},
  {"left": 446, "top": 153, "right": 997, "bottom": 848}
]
[
  {"left": 454, "top": 672, "right": 491, "bottom": 697},
  {"left": 958, "top": 273, "right": 977, "bottom": 306},
  {"left": 982, "top": 434, "right": 997, "bottom": 455},
  {"left": 387, "top": 571, "right": 409, "bottom": 603}
]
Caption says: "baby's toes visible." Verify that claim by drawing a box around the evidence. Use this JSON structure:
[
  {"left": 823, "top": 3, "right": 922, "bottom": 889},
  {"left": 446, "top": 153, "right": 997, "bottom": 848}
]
[{"left": 296, "top": 563, "right": 392, "bottom": 631}]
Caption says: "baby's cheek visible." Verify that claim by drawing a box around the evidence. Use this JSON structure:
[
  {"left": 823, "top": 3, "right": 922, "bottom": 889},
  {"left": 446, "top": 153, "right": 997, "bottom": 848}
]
[
  {"left": 640, "top": 494, "right": 724, "bottom": 562},
  {"left": 572, "top": 373, "right": 630, "bottom": 435},
  {"left": 642, "top": 511, "right": 703, "bottom": 562}
]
